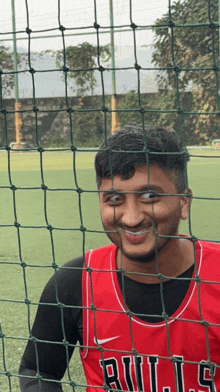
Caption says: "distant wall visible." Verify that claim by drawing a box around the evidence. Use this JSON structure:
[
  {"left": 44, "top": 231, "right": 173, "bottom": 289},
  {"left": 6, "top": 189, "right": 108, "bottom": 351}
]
[
  {"left": 0, "top": 94, "right": 157, "bottom": 147},
  {"left": 1, "top": 92, "right": 194, "bottom": 147}
]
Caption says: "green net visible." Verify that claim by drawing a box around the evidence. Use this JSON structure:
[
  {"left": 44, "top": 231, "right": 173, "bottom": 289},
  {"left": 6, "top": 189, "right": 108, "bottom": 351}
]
[{"left": 1, "top": 0, "right": 220, "bottom": 391}]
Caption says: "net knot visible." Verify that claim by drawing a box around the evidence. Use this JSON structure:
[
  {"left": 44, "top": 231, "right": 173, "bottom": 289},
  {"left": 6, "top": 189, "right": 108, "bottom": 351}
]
[
  {"left": 21, "top": 261, "right": 27, "bottom": 268},
  {"left": 157, "top": 273, "right": 166, "bottom": 281},
  {"left": 126, "top": 310, "right": 134, "bottom": 318},
  {"left": 41, "top": 184, "right": 48, "bottom": 190},
  {"left": 134, "top": 63, "right": 141, "bottom": 70},
  {"left": 162, "top": 311, "right": 168, "bottom": 320},
  {"left": 177, "top": 106, "right": 183, "bottom": 114},
  {"left": 33, "top": 106, "right": 39, "bottom": 113},
  {"left": 80, "top": 225, "right": 86, "bottom": 232},
  {"left": 132, "top": 348, "right": 139, "bottom": 356},
  {"left": 98, "top": 65, "right": 105, "bottom": 72},
  {"left": 77, "top": 187, "right": 83, "bottom": 194},
  {"left": 24, "top": 298, "right": 31, "bottom": 305},
  {"left": 71, "top": 145, "right": 77, "bottom": 151},
  {"left": 29, "top": 67, "right": 36, "bottom": 74},
  {"left": 139, "top": 107, "right": 145, "bottom": 114},
  {"left": 201, "top": 319, "right": 210, "bottom": 327},
  {"left": 86, "top": 266, "right": 93, "bottom": 273},
  {"left": 57, "top": 302, "right": 64, "bottom": 309},
  {"left": 5, "top": 145, "right": 11, "bottom": 151},
  {"left": 195, "top": 273, "right": 201, "bottom": 283},
  {"left": 35, "top": 373, "right": 42, "bottom": 381},
  {"left": 209, "top": 21, "right": 216, "bottom": 30},
  {"left": 5, "top": 371, "right": 11, "bottom": 377},
  {"left": 14, "top": 221, "right": 20, "bottom": 228},
  {"left": 169, "top": 20, "right": 175, "bottom": 28},
  {"left": 70, "top": 381, "right": 77, "bottom": 388},
  {"left": 173, "top": 65, "right": 181, "bottom": 73},
  {"left": 47, "top": 225, "right": 53, "bottom": 231},
  {"left": 190, "top": 235, "right": 198, "bottom": 243},
  {"left": 102, "top": 106, "right": 108, "bottom": 112},
  {"left": 30, "top": 336, "right": 38, "bottom": 343},
  {"left": 26, "top": 27, "right": 32, "bottom": 34},
  {"left": 94, "top": 22, "right": 100, "bottom": 30},
  {"left": 62, "top": 338, "right": 69, "bottom": 346},
  {"left": 130, "top": 22, "right": 137, "bottom": 30},
  {"left": 59, "top": 25, "right": 66, "bottom": 32},
  {"left": 90, "top": 304, "right": 97, "bottom": 311},
  {"left": 1, "top": 108, "right": 7, "bottom": 114},
  {"left": 63, "top": 66, "right": 69, "bottom": 73},
  {"left": 38, "top": 146, "right": 44, "bottom": 152},
  {"left": 10, "top": 184, "right": 17, "bottom": 191},
  {"left": 67, "top": 106, "right": 73, "bottom": 113},
  {"left": 212, "top": 64, "right": 218, "bottom": 72}
]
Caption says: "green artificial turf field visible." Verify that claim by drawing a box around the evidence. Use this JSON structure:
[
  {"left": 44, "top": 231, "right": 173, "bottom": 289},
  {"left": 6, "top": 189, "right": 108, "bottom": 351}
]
[{"left": 0, "top": 148, "right": 220, "bottom": 391}]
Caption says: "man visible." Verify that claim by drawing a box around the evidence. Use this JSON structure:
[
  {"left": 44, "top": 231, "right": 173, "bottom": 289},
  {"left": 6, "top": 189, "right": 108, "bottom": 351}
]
[{"left": 19, "top": 126, "right": 220, "bottom": 392}]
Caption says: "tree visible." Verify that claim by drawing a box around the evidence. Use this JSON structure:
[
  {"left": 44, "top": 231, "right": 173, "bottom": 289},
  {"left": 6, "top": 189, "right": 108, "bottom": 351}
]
[
  {"left": 152, "top": 0, "right": 219, "bottom": 145},
  {"left": 54, "top": 42, "right": 111, "bottom": 96},
  {"left": 0, "top": 45, "right": 16, "bottom": 96},
  {"left": 0, "top": 46, "right": 16, "bottom": 146},
  {"left": 118, "top": 90, "right": 160, "bottom": 128}
]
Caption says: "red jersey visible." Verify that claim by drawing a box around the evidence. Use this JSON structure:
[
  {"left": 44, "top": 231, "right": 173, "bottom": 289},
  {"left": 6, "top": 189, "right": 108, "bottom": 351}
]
[{"left": 80, "top": 241, "right": 220, "bottom": 392}]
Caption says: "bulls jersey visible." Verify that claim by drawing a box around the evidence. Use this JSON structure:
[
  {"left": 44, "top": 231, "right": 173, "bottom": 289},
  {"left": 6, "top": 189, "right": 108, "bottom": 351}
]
[{"left": 81, "top": 241, "right": 220, "bottom": 392}]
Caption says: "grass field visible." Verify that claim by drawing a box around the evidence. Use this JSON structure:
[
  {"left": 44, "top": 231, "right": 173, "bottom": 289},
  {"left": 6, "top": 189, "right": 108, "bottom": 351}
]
[{"left": 0, "top": 148, "right": 220, "bottom": 391}]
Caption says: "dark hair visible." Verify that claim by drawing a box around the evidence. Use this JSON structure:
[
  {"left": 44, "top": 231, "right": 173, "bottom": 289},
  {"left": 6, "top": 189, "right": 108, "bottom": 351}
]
[{"left": 95, "top": 125, "right": 190, "bottom": 192}]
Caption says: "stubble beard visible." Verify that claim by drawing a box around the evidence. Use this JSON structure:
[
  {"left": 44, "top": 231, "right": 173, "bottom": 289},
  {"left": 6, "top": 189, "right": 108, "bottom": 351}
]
[
  {"left": 103, "top": 223, "right": 168, "bottom": 264},
  {"left": 103, "top": 219, "right": 177, "bottom": 264}
]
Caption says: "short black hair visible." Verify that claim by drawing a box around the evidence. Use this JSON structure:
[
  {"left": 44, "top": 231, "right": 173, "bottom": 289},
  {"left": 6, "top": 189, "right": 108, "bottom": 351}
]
[{"left": 95, "top": 125, "right": 190, "bottom": 192}]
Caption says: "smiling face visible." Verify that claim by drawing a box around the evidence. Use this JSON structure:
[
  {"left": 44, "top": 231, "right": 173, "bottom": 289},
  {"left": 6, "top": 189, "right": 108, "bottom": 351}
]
[{"left": 99, "top": 164, "right": 191, "bottom": 265}]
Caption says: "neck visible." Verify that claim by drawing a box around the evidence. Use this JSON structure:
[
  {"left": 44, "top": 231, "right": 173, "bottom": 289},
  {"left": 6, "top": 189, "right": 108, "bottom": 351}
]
[{"left": 116, "top": 236, "right": 195, "bottom": 284}]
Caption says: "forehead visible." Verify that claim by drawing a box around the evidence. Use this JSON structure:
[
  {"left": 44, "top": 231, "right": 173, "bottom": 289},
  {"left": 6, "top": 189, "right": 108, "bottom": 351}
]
[{"left": 99, "top": 164, "right": 177, "bottom": 193}]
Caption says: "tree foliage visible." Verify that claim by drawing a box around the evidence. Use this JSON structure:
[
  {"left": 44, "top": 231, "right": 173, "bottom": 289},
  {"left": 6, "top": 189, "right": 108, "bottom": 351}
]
[
  {"left": 54, "top": 42, "right": 111, "bottom": 96},
  {"left": 0, "top": 45, "right": 15, "bottom": 96},
  {"left": 152, "top": 0, "right": 219, "bottom": 144}
]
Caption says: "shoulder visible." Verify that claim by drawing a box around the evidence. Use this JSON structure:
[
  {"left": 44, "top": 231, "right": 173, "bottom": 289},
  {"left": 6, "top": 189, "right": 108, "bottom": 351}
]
[
  {"left": 198, "top": 240, "right": 220, "bottom": 252},
  {"left": 41, "top": 256, "right": 85, "bottom": 305},
  {"left": 197, "top": 240, "right": 220, "bottom": 261},
  {"left": 86, "top": 244, "right": 117, "bottom": 265}
]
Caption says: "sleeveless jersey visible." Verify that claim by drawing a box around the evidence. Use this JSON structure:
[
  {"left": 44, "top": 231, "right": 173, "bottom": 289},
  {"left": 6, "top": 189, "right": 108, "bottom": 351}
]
[{"left": 80, "top": 241, "right": 220, "bottom": 392}]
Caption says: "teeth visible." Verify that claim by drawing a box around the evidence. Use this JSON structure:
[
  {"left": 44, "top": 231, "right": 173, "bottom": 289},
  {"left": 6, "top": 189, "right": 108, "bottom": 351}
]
[{"left": 125, "top": 230, "right": 151, "bottom": 236}]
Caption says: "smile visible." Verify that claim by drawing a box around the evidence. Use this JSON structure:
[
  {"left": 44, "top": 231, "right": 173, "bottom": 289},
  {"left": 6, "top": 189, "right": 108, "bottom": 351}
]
[{"left": 124, "top": 229, "right": 152, "bottom": 236}]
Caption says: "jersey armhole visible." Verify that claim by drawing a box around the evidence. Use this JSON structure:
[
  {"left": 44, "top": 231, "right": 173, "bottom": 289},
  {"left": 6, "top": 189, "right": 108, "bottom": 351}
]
[{"left": 80, "top": 250, "right": 93, "bottom": 359}]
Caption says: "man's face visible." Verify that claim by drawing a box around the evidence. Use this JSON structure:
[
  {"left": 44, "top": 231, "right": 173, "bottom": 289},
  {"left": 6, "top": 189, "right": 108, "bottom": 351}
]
[{"left": 99, "top": 164, "right": 190, "bottom": 263}]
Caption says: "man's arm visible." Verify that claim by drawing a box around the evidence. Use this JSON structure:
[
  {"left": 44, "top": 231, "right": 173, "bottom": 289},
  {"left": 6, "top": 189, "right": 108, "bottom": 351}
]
[{"left": 19, "top": 257, "right": 84, "bottom": 392}]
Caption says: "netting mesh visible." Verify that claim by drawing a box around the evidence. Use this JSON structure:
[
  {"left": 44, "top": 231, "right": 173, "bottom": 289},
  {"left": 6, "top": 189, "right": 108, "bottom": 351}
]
[{"left": 1, "top": 0, "right": 220, "bottom": 391}]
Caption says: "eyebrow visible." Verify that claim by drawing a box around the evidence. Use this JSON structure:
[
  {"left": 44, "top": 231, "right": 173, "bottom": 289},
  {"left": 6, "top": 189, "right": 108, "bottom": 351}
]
[{"left": 100, "top": 185, "right": 165, "bottom": 195}]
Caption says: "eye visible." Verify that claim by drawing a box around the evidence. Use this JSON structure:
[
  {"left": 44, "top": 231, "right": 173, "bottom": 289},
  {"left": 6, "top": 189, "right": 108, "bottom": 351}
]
[
  {"left": 109, "top": 194, "right": 122, "bottom": 204},
  {"left": 141, "top": 192, "right": 156, "bottom": 201}
]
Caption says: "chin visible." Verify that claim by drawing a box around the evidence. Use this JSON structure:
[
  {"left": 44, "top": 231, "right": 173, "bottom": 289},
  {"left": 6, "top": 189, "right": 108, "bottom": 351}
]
[{"left": 121, "top": 249, "right": 157, "bottom": 263}]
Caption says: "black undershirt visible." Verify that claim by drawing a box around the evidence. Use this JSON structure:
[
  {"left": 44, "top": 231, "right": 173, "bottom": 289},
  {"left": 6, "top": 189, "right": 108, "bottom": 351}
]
[{"left": 19, "top": 256, "right": 194, "bottom": 392}]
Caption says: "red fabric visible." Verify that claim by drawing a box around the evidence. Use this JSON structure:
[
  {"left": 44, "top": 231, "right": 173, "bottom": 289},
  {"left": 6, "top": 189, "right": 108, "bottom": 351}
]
[{"left": 81, "top": 241, "right": 220, "bottom": 392}]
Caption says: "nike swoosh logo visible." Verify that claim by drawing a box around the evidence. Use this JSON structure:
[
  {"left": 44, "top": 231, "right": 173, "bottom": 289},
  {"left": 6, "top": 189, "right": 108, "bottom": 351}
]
[{"left": 94, "top": 336, "right": 120, "bottom": 345}]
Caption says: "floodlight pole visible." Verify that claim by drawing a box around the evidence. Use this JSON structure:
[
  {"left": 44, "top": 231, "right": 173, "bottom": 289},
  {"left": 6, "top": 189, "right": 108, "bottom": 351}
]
[
  {"left": 109, "top": 0, "right": 121, "bottom": 134},
  {"left": 11, "top": 0, "right": 23, "bottom": 147}
]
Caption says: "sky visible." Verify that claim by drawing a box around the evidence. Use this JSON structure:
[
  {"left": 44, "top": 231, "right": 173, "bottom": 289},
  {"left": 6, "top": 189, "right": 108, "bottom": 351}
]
[
  {"left": 1, "top": 0, "right": 173, "bottom": 53},
  {"left": 0, "top": 0, "right": 176, "bottom": 97}
]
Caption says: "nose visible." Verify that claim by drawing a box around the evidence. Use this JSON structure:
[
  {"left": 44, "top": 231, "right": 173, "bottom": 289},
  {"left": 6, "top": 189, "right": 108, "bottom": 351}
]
[{"left": 119, "top": 199, "right": 145, "bottom": 228}]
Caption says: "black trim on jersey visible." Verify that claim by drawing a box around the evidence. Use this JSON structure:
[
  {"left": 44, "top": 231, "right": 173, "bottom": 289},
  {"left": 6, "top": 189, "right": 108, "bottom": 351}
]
[{"left": 19, "top": 256, "right": 194, "bottom": 391}]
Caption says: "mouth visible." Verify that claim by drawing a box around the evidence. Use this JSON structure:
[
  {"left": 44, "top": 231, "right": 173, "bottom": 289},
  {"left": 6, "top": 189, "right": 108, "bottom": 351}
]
[
  {"left": 124, "top": 229, "right": 152, "bottom": 236},
  {"left": 120, "top": 228, "right": 153, "bottom": 244}
]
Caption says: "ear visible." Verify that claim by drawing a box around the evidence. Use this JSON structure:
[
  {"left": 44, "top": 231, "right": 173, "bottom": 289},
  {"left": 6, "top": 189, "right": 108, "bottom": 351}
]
[{"left": 180, "top": 188, "right": 193, "bottom": 221}]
